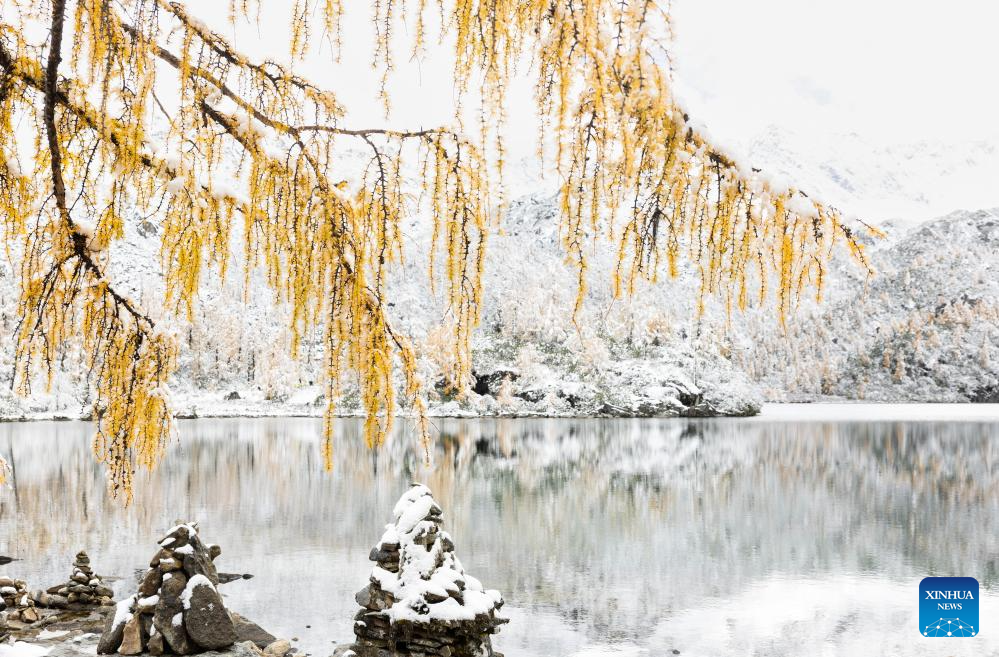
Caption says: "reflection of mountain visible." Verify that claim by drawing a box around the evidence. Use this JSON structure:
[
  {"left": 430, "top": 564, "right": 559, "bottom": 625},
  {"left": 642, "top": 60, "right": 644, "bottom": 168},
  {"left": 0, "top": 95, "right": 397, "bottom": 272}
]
[{"left": 2, "top": 416, "right": 999, "bottom": 655}]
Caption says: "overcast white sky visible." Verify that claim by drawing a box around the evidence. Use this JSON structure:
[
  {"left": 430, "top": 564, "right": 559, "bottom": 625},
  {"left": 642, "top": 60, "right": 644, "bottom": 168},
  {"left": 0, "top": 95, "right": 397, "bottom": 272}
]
[
  {"left": 153, "top": 1, "right": 999, "bottom": 219},
  {"left": 190, "top": 0, "right": 999, "bottom": 150},
  {"left": 670, "top": 0, "right": 999, "bottom": 147}
]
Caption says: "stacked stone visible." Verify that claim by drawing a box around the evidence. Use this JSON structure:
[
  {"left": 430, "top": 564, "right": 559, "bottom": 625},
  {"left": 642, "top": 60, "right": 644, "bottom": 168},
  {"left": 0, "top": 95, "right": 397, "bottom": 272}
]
[
  {"left": 0, "top": 575, "right": 38, "bottom": 623},
  {"left": 41, "top": 551, "right": 114, "bottom": 608},
  {"left": 97, "top": 522, "right": 238, "bottom": 655},
  {"left": 347, "top": 484, "right": 507, "bottom": 657}
]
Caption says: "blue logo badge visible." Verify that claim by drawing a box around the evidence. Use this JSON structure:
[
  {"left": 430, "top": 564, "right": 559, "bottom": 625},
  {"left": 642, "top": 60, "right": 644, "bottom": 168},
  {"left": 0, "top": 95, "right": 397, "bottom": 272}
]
[{"left": 920, "top": 577, "right": 979, "bottom": 637}]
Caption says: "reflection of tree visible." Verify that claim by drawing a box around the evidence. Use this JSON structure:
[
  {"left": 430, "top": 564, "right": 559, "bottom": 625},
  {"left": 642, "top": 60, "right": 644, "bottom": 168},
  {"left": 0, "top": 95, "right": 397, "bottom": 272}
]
[
  {"left": 1, "top": 417, "right": 998, "bottom": 647},
  {"left": 4, "top": 431, "right": 18, "bottom": 509}
]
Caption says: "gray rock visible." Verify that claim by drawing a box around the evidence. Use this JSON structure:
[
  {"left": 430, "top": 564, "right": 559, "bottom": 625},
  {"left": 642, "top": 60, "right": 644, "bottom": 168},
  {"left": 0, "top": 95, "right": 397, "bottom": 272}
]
[
  {"left": 137, "top": 596, "right": 159, "bottom": 614},
  {"left": 166, "top": 525, "right": 194, "bottom": 550},
  {"left": 148, "top": 631, "right": 166, "bottom": 655},
  {"left": 332, "top": 647, "right": 359, "bottom": 657},
  {"left": 354, "top": 585, "right": 391, "bottom": 611},
  {"left": 209, "top": 641, "right": 266, "bottom": 657},
  {"left": 153, "top": 572, "right": 193, "bottom": 655},
  {"left": 368, "top": 546, "right": 398, "bottom": 563},
  {"left": 230, "top": 611, "right": 277, "bottom": 649},
  {"left": 150, "top": 548, "right": 173, "bottom": 568},
  {"left": 350, "top": 486, "right": 507, "bottom": 657},
  {"left": 183, "top": 578, "right": 237, "bottom": 650},
  {"left": 96, "top": 600, "right": 131, "bottom": 654},
  {"left": 182, "top": 534, "right": 221, "bottom": 586},
  {"left": 47, "top": 595, "right": 69, "bottom": 609},
  {"left": 138, "top": 568, "right": 162, "bottom": 598},
  {"left": 217, "top": 572, "right": 254, "bottom": 585}
]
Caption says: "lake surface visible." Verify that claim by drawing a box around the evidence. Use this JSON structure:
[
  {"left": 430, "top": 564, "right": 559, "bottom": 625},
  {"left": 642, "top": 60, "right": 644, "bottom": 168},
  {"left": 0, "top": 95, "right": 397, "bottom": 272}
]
[{"left": 2, "top": 406, "right": 999, "bottom": 656}]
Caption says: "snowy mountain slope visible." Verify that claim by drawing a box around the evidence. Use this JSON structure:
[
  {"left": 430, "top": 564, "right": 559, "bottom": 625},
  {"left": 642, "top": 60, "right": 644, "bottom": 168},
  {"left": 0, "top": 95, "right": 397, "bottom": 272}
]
[
  {"left": 741, "top": 126, "right": 999, "bottom": 226},
  {"left": 444, "top": 193, "right": 759, "bottom": 417},
  {"left": 740, "top": 208, "right": 999, "bottom": 401},
  {"left": 2, "top": 125, "right": 998, "bottom": 416},
  {"left": 0, "top": 174, "right": 761, "bottom": 420}
]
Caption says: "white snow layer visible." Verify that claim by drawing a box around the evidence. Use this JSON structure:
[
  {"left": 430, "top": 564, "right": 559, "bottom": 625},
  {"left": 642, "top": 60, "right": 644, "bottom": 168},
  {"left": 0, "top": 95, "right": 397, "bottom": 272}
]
[
  {"left": 0, "top": 643, "right": 51, "bottom": 657},
  {"left": 377, "top": 484, "right": 503, "bottom": 624},
  {"left": 110, "top": 595, "right": 136, "bottom": 632},
  {"left": 180, "top": 574, "right": 214, "bottom": 610}
]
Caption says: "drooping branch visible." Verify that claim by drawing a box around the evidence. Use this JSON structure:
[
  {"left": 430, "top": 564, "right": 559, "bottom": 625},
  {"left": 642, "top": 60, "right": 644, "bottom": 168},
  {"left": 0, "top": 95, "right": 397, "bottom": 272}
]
[
  {"left": 1, "top": 1, "right": 176, "bottom": 502},
  {"left": 0, "top": 0, "right": 879, "bottom": 503}
]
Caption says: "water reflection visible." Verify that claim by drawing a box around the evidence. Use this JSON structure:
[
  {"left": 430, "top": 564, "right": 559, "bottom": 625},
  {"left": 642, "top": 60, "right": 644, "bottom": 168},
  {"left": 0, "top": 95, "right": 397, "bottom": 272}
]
[{"left": 1, "top": 415, "right": 998, "bottom": 656}]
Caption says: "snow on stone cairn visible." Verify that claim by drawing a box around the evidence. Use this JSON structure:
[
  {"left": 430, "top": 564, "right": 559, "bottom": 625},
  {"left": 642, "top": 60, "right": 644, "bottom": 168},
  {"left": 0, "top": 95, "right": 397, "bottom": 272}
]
[
  {"left": 345, "top": 484, "right": 508, "bottom": 657},
  {"left": 97, "top": 522, "right": 237, "bottom": 655}
]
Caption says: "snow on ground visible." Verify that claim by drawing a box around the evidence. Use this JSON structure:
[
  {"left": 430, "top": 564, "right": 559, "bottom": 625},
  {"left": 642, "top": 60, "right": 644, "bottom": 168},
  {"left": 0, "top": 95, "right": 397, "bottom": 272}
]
[
  {"left": 0, "top": 643, "right": 51, "bottom": 657},
  {"left": 34, "top": 631, "right": 68, "bottom": 641}
]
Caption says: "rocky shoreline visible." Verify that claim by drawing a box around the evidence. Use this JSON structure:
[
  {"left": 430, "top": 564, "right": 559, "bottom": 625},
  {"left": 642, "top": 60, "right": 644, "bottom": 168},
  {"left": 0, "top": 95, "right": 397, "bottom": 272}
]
[
  {"left": 2, "top": 487, "right": 507, "bottom": 657},
  {"left": 4, "top": 583, "right": 307, "bottom": 657},
  {"left": 0, "top": 383, "right": 760, "bottom": 425},
  {"left": 2, "top": 532, "right": 298, "bottom": 657}
]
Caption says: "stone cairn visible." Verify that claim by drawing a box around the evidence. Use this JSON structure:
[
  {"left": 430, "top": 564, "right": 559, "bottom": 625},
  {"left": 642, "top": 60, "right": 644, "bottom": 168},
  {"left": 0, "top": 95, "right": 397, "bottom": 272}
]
[
  {"left": 0, "top": 575, "right": 38, "bottom": 623},
  {"left": 345, "top": 484, "right": 508, "bottom": 657},
  {"left": 97, "top": 522, "right": 238, "bottom": 655},
  {"left": 38, "top": 551, "right": 114, "bottom": 609}
]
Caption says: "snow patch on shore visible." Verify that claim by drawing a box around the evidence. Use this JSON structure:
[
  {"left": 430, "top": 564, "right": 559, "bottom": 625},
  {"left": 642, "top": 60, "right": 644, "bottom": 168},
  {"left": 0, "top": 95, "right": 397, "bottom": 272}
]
[{"left": 0, "top": 643, "right": 51, "bottom": 657}]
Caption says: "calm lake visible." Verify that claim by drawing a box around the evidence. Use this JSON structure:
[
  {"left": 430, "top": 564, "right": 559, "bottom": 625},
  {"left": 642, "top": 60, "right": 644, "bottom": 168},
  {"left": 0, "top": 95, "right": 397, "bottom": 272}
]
[{"left": 2, "top": 406, "right": 999, "bottom": 656}]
